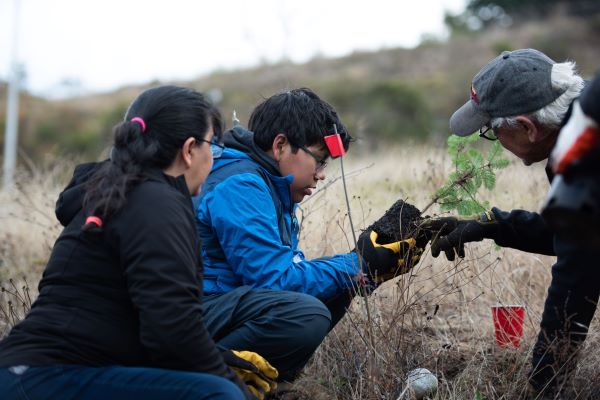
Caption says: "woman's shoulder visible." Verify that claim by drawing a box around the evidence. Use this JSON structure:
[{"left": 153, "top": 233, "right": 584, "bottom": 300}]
[
  {"left": 134, "top": 173, "right": 189, "bottom": 201},
  {"left": 114, "top": 177, "right": 192, "bottom": 229}
]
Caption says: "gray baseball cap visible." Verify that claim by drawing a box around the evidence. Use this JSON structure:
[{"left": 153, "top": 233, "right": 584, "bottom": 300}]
[{"left": 450, "top": 48, "right": 567, "bottom": 136}]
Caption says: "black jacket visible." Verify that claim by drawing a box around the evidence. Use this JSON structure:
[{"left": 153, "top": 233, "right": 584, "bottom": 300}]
[
  {"left": 492, "top": 206, "right": 556, "bottom": 255},
  {"left": 489, "top": 165, "right": 558, "bottom": 255},
  {"left": 0, "top": 162, "right": 248, "bottom": 394},
  {"left": 490, "top": 131, "right": 600, "bottom": 390}
]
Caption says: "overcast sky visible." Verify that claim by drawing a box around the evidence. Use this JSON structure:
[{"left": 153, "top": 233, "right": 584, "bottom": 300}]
[{"left": 0, "top": 0, "right": 467, "bottom": 98}]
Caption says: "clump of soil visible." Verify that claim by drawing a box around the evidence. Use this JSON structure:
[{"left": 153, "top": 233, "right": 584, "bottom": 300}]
[{"left": 367, "top": 199, "right": 426, "bottom": 246}]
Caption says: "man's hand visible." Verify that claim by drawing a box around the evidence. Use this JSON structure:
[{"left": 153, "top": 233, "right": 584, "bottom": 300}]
[
  {"left": 356, "top": 229, "right": 423, "bottom": 283},
  {"left": 222, "top": 349, "right": 278, "bottom": 400},
  {"left": 421, "top": 211, "right": 498, "bottom": 261}
]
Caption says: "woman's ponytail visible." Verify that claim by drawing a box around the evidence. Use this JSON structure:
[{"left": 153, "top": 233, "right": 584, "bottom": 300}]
[{"left": 82, "top": 86, "right": 222, "bottom": 231}]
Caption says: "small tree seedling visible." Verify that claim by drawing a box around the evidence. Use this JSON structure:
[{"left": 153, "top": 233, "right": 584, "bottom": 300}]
[
  {"left": 423, "top": 133, "right": 509, "bottom": 216},
  {"left": 366, "top": 134, "right": 508, "bottom": 248}
]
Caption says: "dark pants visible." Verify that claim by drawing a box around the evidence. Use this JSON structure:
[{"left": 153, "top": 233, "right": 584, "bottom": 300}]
[
  {"left": 0, "top": 365, "right": 244, "bottom": 400},
  {"left": 203, "top": 286, "right": 353, "bottom": 381},
  {"left": 529, "top": 239, "right": 600, "bottom": 393}
]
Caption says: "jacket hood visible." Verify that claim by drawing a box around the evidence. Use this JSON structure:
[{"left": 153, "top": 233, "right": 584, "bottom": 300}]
[
  {"left": 56, "top": 161, "right": 192, "bottom": 227},
  {"left": 220, "top": 126, "right": 281, "bottom": 176},
  {"left": 55, "top": 161, "right": 104, "bottom": 226}
]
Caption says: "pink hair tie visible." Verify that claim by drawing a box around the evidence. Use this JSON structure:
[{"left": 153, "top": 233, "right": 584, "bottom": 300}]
[
  {"left": 85, "top": 216, "right": 103, "bottom": 228},
  {"left": 130, "top": 117, "right": 147, "bottom": 133}
]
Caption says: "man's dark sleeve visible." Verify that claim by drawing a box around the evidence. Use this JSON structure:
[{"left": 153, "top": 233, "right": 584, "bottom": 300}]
[{"left": 491, "top": 207, "right": 556, "bottom": 255}]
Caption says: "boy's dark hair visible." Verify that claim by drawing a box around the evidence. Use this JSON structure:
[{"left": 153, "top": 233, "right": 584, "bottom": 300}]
[
  {"left": 83, "top": 85, "right": 222, "bottom": 227},
  {"left": 249, "top": 88, "right": 351, "bottom": 154}
]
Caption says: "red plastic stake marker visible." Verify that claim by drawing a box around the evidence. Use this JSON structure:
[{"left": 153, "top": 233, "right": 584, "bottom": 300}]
[{"left": 324, "top": 134, "right": 345, "bottom": 157}]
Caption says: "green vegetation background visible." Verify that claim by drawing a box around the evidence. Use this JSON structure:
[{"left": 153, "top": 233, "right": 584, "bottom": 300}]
[{"left": 1, "top": 2, "right": 600, "bottom": 164}]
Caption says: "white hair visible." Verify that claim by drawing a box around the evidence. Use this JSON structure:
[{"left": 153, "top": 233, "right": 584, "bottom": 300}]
[{"left": 491, "top": 61, "right": 585, "bottom": 129}]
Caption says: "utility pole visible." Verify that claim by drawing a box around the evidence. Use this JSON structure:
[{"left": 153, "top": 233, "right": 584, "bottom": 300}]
[{"left": 3, "top": 0, "right": 22, "bottom": 191}]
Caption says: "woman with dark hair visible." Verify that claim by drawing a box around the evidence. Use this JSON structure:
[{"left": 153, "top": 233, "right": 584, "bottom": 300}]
[{"left": 0, "top": 86, "right": 275, "bottom": 399}]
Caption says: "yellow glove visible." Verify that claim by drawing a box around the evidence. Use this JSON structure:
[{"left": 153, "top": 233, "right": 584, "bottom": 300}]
[{"left": 229, "top": 350, "right": 278, "bottom": 400}]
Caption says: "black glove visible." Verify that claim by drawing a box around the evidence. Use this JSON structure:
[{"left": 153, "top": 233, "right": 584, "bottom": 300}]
[
  {"left": 421, "top": 211, "right": 498, "bottom": 261},
  {"left": 356, "top": 229, "right": 422, "bottom": 283}
]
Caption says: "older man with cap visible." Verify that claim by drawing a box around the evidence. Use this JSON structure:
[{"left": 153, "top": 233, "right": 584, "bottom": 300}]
[{"left": 424, "top": 49, "right": 594, "bottom": 396}]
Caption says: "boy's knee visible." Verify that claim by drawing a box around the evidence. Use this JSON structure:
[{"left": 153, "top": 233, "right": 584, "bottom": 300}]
[
  {"left": 284, "top": 293, "right": 331, "bottom": 349},
  {"left": 299, "top": 313, "right": 331, "bottom": 349}
]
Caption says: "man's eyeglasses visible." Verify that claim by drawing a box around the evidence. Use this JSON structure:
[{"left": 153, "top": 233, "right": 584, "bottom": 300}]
[
  {"left": 198, "top": 137, "right": 225, "bottom": 158},
  {"left": 298, "top": 145, "right": 328, "bottom": 172},
  {"left": 479, "top": 124, "right": 498, "bottom": 141}
]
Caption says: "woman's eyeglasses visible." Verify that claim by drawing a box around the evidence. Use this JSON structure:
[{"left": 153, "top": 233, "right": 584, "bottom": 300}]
[{"left": 198, "top": 138, "right": 225, "bottom": 158}]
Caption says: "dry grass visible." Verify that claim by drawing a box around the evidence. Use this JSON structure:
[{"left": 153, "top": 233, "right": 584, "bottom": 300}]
[
  {"left": 1, "top": 145, "right": 599, "bottom": 398},
  {"left": 295, "top": 145, "right": 600, "bottom": 399},
  {"left": 0, "top": 164, "right": 69, "bottom": 331}
]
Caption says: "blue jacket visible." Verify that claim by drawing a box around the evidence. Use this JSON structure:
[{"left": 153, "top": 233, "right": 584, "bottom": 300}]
[{"left": 194, "top": 127, "right": 360, "bottom": 301}]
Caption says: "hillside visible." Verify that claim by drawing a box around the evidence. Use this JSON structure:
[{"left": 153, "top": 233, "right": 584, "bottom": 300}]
[{"left": 1, "top": 11, "right": 600, "bottom": 163}]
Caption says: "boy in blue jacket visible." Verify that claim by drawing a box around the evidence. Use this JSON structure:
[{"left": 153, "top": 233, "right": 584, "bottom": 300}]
[{"left": 195, "top": 88, "right": 422, "bottom": 383}]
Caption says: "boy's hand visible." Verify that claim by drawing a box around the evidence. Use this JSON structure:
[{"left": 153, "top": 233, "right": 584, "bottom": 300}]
[{"left": 356, "top": 229, "right": 422, "bottom": 283}]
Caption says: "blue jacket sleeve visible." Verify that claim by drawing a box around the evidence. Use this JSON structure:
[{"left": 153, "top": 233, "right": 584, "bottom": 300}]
[{"left": 203, "top": 173, "right": 360, "bottom": 300}]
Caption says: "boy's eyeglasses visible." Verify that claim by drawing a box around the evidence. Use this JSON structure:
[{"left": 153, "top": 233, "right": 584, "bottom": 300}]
[
  {"left": 479, "top": 124, "right": 498, "bottom": 141},
  {"left": 298, "top": 145, "right": 328, "bottom": 172},
  {"left": 198, "top": 137, "right": 225, "bottom": 158}
]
